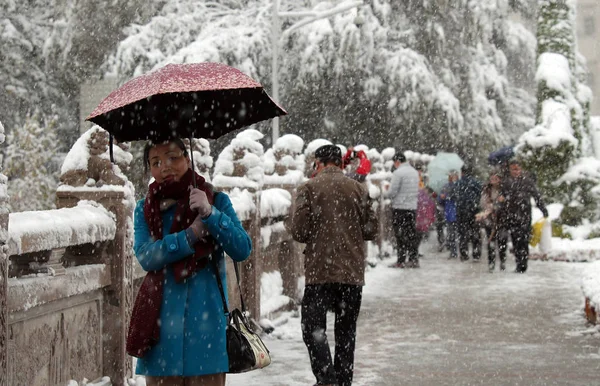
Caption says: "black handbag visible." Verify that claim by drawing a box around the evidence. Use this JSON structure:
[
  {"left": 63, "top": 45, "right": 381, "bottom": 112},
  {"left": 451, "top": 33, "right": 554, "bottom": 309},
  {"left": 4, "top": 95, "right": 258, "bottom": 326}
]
[{"left": 211, "top": 258, "right": 271, "bottom": 373}]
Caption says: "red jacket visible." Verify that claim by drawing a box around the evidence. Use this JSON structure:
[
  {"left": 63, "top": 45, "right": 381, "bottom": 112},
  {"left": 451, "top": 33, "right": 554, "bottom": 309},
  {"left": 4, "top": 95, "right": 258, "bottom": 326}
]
[{"left": 343, "top": 149, "right": 372, "bottom": 175}]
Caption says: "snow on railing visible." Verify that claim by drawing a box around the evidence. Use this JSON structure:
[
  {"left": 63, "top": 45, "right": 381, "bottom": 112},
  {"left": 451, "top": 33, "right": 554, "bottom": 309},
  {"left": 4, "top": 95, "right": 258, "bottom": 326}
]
[{"left": 7, "top": 201, "right": 116, "bottom": 257}]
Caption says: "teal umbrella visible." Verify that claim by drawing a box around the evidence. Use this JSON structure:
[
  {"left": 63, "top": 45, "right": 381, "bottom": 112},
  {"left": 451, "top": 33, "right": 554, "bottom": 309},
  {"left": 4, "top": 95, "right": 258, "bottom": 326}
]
[{"left": 427, "top": 152, "right": 464, "bottom": 193}]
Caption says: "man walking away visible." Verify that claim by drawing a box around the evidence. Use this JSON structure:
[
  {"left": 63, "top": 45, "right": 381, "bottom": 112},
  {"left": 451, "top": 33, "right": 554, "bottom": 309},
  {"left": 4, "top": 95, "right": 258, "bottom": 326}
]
[
  {"left": 290, "top": 145, "right": 378, "bottom": 386},
  {"left": 498, "top": 160, "right": 548, "bottom": 273},
  {"left": 451, "top": 165, "right": 483, "bottom": 262},
  {"left": 388, "top": 152, "right": 420, "bottom": 268}
]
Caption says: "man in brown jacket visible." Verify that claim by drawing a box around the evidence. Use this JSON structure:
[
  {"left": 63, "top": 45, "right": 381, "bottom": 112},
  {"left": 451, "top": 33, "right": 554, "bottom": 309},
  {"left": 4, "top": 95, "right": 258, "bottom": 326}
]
[{"left": 290, "top": 144, "right": 377, "bottom": 386}]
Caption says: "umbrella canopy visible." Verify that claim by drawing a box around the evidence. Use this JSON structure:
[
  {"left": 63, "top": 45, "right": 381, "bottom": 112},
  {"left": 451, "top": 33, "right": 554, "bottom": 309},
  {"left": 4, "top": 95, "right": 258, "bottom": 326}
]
[
  {"left": 488, "top": 146, "right": 514, "bottom": 165},
  {"left": 427, "top": 152, "right": 464, "bottom": 193},
  {"left": 86, "top": 62, "right": 287, "bottom": 143}
]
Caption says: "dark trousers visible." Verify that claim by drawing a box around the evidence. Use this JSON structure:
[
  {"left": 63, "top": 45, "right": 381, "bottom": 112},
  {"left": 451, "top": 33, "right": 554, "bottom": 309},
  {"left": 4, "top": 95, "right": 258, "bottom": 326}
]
[
  {"left": 446, "top": 221, "right": 457, "bottom": 258},
  {"left": 498, "top": 222, "right": 531, "bottom": 272},
  {"left": 302, "top": 284, "right": 363, "bottom": 386},
  {"left": 391, "top": 209, "right": 418, "bottom": 264},
  {"left": 457, "top": 215, "right": 481, "bottom": 261},
  {"left": 435, "top": 207, "right": 445, "bottom": 246},
  {"left": 484, "top": 225, "right": 506, "bottom": 266}
]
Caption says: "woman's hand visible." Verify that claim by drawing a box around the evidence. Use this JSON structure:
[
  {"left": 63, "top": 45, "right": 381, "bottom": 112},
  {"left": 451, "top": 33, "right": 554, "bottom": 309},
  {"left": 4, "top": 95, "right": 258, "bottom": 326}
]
[{"left": 190, "top": 188, "right": 212, "bottom": 218}]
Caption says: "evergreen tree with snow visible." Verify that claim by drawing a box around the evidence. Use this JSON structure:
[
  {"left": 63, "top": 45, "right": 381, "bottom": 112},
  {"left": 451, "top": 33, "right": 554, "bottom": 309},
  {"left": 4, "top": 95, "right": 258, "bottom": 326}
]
[
  {"left": 4, "top": 111, "right": 60, "bottom": 212},
  {"left": 518, "top": 0, "right": 599, "bottom": 225}
]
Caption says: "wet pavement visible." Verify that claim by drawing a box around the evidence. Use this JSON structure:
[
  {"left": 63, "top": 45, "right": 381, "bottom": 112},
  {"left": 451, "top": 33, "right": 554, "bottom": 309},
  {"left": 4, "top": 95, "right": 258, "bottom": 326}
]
[{"left": 229, "top": 240, "right": 600, "bottom": 386}]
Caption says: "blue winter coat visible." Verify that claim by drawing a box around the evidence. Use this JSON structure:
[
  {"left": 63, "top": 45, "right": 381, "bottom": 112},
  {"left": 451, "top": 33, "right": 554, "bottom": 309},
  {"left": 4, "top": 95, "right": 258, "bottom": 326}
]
[
  {"left": 438, "top": 182, "right": 457, "bottom": 223},
  {"left": 133, "top": 192, "right": 252, "bottom": 377}
]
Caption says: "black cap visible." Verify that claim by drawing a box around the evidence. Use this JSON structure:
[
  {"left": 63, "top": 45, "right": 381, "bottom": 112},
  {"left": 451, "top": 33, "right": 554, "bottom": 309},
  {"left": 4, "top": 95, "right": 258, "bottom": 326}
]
[
  {"left": 392, "top": 151, "right": 406, "bottom": 163},
  {"left": 315, "top": 145, "right": 342, "bottom": 162}
]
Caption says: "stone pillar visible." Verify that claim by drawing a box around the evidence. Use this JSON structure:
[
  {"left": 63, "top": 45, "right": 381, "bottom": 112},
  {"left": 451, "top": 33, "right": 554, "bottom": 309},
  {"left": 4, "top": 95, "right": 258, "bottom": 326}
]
[
  {"left": 56, "top": 189, "right": 133, "bottom": 386},
  {"left": 0, "top": 174, "right": 9, "bottom": 386},
  {"left": 0, "top": 124, "right": 9, "bottom": 386},
  {"left": 241, "top": 191, "right": 262, "bottom": 319}
]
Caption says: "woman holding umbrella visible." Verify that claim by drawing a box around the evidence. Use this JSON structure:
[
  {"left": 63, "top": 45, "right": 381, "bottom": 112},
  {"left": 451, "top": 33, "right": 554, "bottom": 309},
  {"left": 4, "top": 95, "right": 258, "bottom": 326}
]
[
  {"left": 129, "top": 138, "right": 251, "bottom": 386},
  {"left": 86, "top": 62, "right": 286, "bottom": 385}
]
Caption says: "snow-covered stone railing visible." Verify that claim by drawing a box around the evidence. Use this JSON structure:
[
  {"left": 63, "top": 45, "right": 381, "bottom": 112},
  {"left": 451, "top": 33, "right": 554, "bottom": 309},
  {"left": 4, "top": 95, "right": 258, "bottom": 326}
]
[
  {"left": 7, "top": 201, "right": 116, "bottom": 278},
  {"left": 582, "top": 261, "right": 600, "bottom": 325},
  {"left": 1, "top": 127, "right": 135, "bottom": 386}
]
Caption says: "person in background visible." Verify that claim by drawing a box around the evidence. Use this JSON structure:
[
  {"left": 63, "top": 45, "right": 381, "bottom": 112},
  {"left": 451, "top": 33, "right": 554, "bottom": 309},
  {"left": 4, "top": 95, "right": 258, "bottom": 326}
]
[
  {"left": 476, "top": 170, "right": 506, "bottom": 272},
  {"left": 433, "top": 192, "right": 446, "bottom": 252},
  {"left": 290, "top": 144, "right": 378, "bottom": 386},
  {"left": 497, "top": 160, "right": 548, "bottom": 273},
  {"left": 450, "top": 165, "right": 483, "bottom": 262},
  {"left": 129, "top": 139, "right": 252, "bottom": 386},
  {"left": 388, "top": 151, "right": 420, "bottom": 268},
  {"left": 343, "top": 147, "right": 372, "bottom": 182},
  {"left": 416, "top": 186, "right": 436, "bottom": 257},
  {"left": 438, "top": 170, "right": 459, "bottom": 259}
]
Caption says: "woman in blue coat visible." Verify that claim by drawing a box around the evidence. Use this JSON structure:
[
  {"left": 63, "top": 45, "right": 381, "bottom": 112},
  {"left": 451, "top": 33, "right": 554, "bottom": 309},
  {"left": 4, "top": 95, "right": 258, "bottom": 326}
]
[{"left": 130, "top": 138, "right": 251, "bottom": 386}]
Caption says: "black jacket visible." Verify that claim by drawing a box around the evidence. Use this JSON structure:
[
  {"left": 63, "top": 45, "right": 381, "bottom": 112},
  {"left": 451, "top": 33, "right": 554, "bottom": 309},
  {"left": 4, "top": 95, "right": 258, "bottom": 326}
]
[{"left": 500, "top": 174, "right": 547, "bottom": 226}]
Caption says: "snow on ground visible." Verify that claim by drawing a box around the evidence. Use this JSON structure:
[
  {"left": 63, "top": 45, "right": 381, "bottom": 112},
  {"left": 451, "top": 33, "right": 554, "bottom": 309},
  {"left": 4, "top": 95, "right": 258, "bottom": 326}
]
[{"left": 122, "top": 237, "right": 600, "bottom": 386}]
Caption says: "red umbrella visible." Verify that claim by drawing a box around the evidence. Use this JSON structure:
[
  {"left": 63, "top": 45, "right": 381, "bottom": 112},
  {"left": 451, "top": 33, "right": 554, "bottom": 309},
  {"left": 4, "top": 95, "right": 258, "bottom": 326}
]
[{"left": 86, "top": 62, "right": 286, "bottom": 143}]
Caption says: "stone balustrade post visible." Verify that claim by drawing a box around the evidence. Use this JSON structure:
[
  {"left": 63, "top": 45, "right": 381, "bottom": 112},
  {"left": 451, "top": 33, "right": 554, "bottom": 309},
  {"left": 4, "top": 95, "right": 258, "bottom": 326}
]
[
  {"left": 0, "top": 123, "right": 8, "bottom": 386},
  {"left": 56, "top": 189, "right": 133, "bottom": 386},
  {"left": 0, "top": 178, "right": 8, "bottom": 386},
  {"left": 242, "top": 189, "right": 262, "bottom": 320}
]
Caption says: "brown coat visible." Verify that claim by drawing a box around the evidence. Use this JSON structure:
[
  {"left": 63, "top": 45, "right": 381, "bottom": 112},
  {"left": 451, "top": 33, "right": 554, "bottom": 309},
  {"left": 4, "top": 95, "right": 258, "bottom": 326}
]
[{"left": 290, "top": 166, "right": 378, "bottom": 286}]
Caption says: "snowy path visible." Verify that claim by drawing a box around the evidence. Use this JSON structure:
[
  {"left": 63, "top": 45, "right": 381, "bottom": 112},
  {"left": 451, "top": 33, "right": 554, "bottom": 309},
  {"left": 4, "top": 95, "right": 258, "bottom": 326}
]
[{"left": 228, "top": 240, "right": 600, "bottom": 386}]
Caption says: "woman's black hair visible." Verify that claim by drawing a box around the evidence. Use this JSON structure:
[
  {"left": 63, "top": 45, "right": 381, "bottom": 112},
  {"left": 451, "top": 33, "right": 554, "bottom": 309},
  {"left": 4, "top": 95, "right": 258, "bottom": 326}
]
[{"left": 143, "top": 138, "right": 189, "bottom": 175}]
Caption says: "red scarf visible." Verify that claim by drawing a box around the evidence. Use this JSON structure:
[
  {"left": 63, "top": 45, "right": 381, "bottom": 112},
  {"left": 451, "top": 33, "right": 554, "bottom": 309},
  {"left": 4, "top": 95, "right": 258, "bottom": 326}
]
[{"left": 127, "top": 168, "right": 216, "bottom": 358}]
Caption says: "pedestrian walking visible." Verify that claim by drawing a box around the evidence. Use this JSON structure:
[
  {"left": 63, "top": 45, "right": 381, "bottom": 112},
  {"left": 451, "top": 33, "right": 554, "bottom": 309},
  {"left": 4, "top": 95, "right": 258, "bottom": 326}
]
[
  {"left": 416, "top": 187, "right": 436, "bottom": 254},
  {"left": 438, "top": 171, "right": 459, "bottom": 259},
  {"left": 476, "top": 170, "right": 506, "bottom": 272},
  {"left": 290, "top": 144, "right": 378, "bottom": 386},
  {"left": 128, "top": 139, "right": 252, "bottom": 386},
  {"left": 451, "top": 165, "right": 483, "bottom": 262},
  {"left": 497, "top": 160, "right": 548, "bottom": 273},
  {"left": 388, "top": 151, "right": 420, "bottom": 268}
]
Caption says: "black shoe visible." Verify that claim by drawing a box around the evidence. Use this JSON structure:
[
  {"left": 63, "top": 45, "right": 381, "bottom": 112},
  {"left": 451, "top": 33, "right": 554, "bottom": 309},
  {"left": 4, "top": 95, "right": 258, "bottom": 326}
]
[{"left": 500, "top": 262, "right": 506, "bottom": 271}]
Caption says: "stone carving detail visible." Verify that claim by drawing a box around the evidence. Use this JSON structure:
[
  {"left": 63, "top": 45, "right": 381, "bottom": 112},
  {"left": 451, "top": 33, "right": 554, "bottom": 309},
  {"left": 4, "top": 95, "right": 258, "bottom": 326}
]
[
  {"left": 8, "top": 299, "right": 102, "bottom": 386},
  {"left": 60, "top": 127, "right": 130, "bottom": 187}
]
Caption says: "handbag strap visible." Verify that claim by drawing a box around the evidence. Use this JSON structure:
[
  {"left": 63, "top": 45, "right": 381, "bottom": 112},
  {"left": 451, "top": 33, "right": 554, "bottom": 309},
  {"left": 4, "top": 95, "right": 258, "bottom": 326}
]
[{"left": 211, "top": 256, "right": 247, "bottom": 315}]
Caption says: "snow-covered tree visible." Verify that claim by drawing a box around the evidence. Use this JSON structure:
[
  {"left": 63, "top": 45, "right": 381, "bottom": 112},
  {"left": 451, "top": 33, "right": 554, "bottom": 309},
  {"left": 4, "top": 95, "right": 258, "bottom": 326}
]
[
  {"left": 517, "top": 0, "right": 600, "bottom": 225},
  {"left": 102, "top": 0, "right": 539, "bottom": 166},
  {"left": 4, "top": 111, "right": 60, "bottom": 211},
  {"left": 0, "top": 0, "right": 159, "bottom": 149}
]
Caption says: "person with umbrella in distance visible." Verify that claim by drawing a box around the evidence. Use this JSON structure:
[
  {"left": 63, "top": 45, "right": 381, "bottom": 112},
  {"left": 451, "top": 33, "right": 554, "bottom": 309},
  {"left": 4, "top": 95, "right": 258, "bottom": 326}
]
[
  {"left": 387, "top": 151, "right": 420, "bottom": 268},
  {"left": 85, "top": 62, "right": 287, "bottom": 386},
  {"left": 290, "top": 145, "right": 378, "bottom": 386},
  {"left": 497, "top": 160, "right": 548, "bottom": 273}
]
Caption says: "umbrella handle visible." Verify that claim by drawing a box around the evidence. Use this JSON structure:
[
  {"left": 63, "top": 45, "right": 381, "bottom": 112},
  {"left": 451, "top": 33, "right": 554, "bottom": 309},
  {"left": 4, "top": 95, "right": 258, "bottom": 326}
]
[
  {"left": 109, "top": 133, "right": 114, "bottom": 163},
  {"left": 189, "top": 136, "right": 197, "bottom": 188}
]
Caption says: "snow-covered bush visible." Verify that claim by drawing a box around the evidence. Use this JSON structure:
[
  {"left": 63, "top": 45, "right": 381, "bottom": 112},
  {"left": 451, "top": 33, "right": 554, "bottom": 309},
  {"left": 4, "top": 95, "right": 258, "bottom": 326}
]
[{"left": 517, "top": 0, "right": 600, "bottom": 226}]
